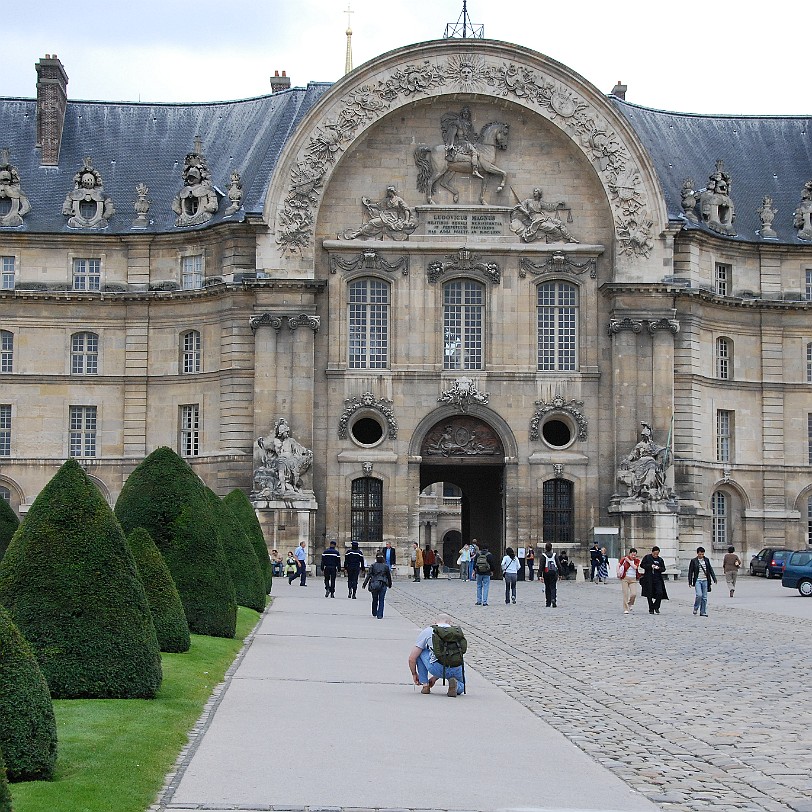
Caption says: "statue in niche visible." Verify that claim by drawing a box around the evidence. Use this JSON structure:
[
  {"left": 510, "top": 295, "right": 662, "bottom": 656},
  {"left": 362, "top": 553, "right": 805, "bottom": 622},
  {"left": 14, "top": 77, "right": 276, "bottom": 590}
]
[
  {"left": 172, "top": 138, "right": 220, "bottom": 227},
  {"left": 339, "top": 185, "right": 417, "bottom": 241},
  {"left": 757, "top": 196, "right": 777, "bottom": 239},
  {"left": 698, "top": 160, "right": 736, "bottom": 236},
  {"left": 414, "top": 111, "right": 509, "bottom": 205},
  {"left": 510, "top": 188, "right": 579, "bottom": 243},
  {"left": 617, "top": 422, "right": 673, "bottom": 502},
  {"left": 253, "top": 418, "right": 313, "bottom": 498},
  {"left": 792, "top": 180, "right": 812, "bottom": 241},
  {"left": 0, "top": 149, "right": 32, "bottom": 227},
  {"left": 62, "top": 157, "right": 115, "bottom": 229}
]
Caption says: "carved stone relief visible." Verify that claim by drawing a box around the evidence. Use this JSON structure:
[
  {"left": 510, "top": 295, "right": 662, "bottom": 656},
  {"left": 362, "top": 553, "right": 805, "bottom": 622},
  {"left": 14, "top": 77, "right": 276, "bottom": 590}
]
[
  {"left": 62, "top": 157, "right": 115, "bottom": 229},
  {"left": 509, "top": 187, "right": 578, "bottom": 243},
  {"left": 519, "top": 252, "right": 596, "bottom": 279},
  {"left": 0, "top": 149, "right": 32, "bottom": 227},
  {"left": 427, "top": 249, "right": 500, "bottom": 284},
  {"left": 338, "top": 392, "right": 398, "bottom": 439},
  {"left": 249, "top": 312, "right": 321, "bottom": 333},
  {"left": 330, "top": 250, "right": 409, "bottom": 275},
  {"left": 338, "top": 186, "right": 416, "bottom": 240},
  {"left": 421, "top": 415, "right": 503, "bottom": 458},
  {"left": 224, "top": 172, "right": 243, "bottom": 216},
  {"left": 757, "top": 195, "right": 777, "bottom": 239},
  {"left": 437, "top": 377, "right": 490, "bottom": 412},
  {"left": 792, "top": 180, "right": 812, "bottom": 241},
  {"left": 132, "top": 183, "right": 151, "bottom": 229},
  {"left": 252, "top": 417, "right": 313, "bottom": 498},
  {"left": 414, "top": 109, "right": 509, "bottom": 205},
  {"left": 275, "top": 53, "right": 653, "bottom": 257},
  {"left": 608, "top": 317, "right": 679, "bottom": 335},
  {"left": 172, "top": 137, "right": 220, "bottom": 228},
  {"left": 529, "top": 394, "right": 587, "bottom": 441}
]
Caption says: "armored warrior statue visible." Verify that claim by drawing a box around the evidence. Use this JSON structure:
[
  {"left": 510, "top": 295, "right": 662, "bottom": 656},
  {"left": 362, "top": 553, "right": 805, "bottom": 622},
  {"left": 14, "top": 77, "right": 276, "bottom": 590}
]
[{"left": 441, "top": 107, "right": 482, "bottom": 178}]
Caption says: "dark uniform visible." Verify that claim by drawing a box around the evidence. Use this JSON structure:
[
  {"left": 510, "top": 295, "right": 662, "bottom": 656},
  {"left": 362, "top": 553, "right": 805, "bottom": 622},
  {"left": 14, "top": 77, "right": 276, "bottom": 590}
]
[
  {"left": 321, "top": 542, "right": 342, "bottom": 597},
  {"left": 344, "top": 542, "right": 366, "bottom": 598}
]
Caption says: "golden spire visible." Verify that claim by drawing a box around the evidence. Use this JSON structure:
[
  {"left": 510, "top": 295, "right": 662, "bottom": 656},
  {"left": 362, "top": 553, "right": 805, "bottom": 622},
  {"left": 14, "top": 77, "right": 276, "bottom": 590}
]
[{"left": 344, "top": 4, "right": 353, "bottom": 75}]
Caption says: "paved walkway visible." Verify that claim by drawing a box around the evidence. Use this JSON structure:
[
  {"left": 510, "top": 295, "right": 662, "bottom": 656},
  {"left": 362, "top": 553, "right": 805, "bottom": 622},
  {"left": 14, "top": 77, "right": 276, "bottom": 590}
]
[{"left": 154, "top": 573, "right": 812, "bottom": 812}]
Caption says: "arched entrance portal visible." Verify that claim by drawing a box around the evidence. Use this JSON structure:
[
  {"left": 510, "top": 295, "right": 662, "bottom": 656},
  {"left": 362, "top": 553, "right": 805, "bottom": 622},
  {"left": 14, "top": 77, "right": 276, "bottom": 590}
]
[{"left": 420, "top": 415, "right": 505, "bottom": 565}]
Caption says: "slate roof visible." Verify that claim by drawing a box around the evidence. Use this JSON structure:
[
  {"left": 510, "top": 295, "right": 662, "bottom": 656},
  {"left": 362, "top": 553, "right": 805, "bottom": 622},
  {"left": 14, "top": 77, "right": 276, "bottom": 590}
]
[
  {"left": 611, "top": 97, "right": 812, "bottom": 244},
  {"left": 0, "top": 83, "right": 330, "bottom": 235}
]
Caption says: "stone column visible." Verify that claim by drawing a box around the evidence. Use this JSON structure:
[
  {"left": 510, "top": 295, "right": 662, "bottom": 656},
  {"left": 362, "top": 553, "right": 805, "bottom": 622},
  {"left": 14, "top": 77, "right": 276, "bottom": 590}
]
[{"left": 609, "top": 318, "right": 643, "bottom": 463}]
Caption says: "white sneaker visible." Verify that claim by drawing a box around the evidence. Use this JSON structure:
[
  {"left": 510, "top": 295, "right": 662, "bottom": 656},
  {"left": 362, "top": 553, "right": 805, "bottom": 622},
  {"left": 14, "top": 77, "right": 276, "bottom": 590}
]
[{"left": 624, "top": 610, "right": 629, "bottom": 614}]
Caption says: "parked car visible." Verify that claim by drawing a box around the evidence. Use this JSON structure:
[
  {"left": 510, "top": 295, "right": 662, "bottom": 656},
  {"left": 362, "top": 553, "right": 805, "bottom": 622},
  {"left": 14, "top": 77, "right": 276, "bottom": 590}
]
[
  {"left": 749, "top": 547, "right": 792, "bottom": 578},
  {"left": 781, "top": 550, "right": 812, "bottom": 596}
]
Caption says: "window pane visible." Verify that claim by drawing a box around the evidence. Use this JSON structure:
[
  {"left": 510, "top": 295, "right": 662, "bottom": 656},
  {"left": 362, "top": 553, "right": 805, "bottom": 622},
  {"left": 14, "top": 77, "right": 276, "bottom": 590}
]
[
  {"left": 182, "top": 255, "right": 203, "bottom": 290},
  {"left": 69, "top": 405, "right": 97, "bottom": 457},
  {"left": 716, "top": 410, "right": 732, "bottom": 462},
  {"left": 716, "top": 338, "right": 730, "bottom": 380},
  {"left": 182, "top": 331, "right": 201, "bottom": 374},
  {"left": 715, "top": 263, "right": 730, "bottom": 296},
  {"left": 712, "top": 491, "right": 728, "bottom": 548},
  {"left": 72, "top": 258, "right": 101, "bottom": 291},
  {"left": 0, "top": 405, "right": 10, "bottom": 456},
  {"left": 538, "top": 282, "right": 577, "bottom": 371},
  {"left": 180, "top": 404, "right": 200, "bottom": 457},
  {"left": 0, "top": 331, "right": 12, "bottom": 373},
  {"left": 350, "top": 478, "right": 383, "bottom": 544},
  {"left": 1, "top": 257, "right": 15, "bottom": 290},
  {"left": 348, "top": 279, "right": 388, "bottom": 369},
  {"left": 444, "top": 280, "right": 483, "bottom": 370},
  {"left": 71, "top": 332, "right": 99, "bottom": 375}
]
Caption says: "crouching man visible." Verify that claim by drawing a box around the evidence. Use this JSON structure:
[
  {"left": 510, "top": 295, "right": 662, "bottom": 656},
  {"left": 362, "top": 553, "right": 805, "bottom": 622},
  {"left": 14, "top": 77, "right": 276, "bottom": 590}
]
[{"left": 408, "top": 614, "right": 466, "bottom": 697}]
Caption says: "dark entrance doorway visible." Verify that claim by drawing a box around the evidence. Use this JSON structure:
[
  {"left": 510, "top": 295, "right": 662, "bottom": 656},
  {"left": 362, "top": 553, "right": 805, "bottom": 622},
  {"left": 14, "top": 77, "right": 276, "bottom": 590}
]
[
  {"left": 420, "top": 415, "right": 505, "bottom": 564},
  {"left": 442, "top": 530, "right": 462, "bottom": 571}
]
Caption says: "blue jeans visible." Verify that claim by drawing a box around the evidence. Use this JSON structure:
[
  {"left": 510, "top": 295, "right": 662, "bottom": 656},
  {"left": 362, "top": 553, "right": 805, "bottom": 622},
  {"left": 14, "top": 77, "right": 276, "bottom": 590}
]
[
  {"left": 416, "top": 649, "right": 464, "bottom": 693},
  {"left": 372, "top": 586, "right": 387, "bottom": 618},
  {"left": 476, "top": 573, "right": 491, "bottom": 604},
  {"left": 694, "top": 580, "right": 708, "bottom": 615}
]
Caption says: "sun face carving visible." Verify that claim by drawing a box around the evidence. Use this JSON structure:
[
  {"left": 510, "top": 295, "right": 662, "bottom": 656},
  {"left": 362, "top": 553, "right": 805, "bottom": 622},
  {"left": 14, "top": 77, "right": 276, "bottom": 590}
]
[{"left": 446, "top": 54, "right": 489, "bottom": 92}]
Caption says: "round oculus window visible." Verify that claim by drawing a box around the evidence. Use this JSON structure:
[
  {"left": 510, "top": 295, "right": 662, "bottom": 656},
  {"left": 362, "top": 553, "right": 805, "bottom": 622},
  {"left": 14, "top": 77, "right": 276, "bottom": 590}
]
[
  {"left": 541, "top": 418, "right": 573, "bottom": 449},
  {"left": 350, "top": 416, "right": 385, "bottom": 447}
]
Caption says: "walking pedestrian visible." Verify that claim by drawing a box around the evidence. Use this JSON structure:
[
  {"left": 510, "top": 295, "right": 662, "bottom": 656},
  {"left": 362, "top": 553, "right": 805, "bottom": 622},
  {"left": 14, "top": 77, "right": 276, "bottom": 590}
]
[
  {"left": 595, "top": 546, "right": 609, "bottom": 583},
  {"left": 411, "top": 542, "right": 423, "bottom": 581},
  {"left": 501, "top": 546, "right": 520, "bottom": 604},
  {"left": 639, "top": 546, "right": 668, "bottom": 614},
  {"left": 294, "top": 540, "right": 308, "bottom": 586},
  {"left": 526, "top": 544, "right": 535, "bottom": 581},
  {"left": 722, "top": 545, "right": 741, "bottom": 597},
  {"left": 688, "top": 546, "right": 717, "bottom": 617},
  {"left": 589, "top": 542, "right": 600, "bottom": 582},
  {"left": 540, "top": 543, "right": 560, "bottom": 607},
  {"left": 617, "top": 547, "right": 641, "bottom": 613},
  {"left": 344, "top": 540, "right": 365, "bottom": 598},
  {"left": 423, "top": 546, "right": 435, "bottom": 581},
  {"left": 362, "top": 553, "right": 392, "bottom": 619},
  {"left": 285, "top": 550, "right": 298, "bottom": 584},
  {"left": 321, "top": 540, "right": 341, "bottom": 598},
  {"left": 473, "top": 544, "right": 494, "bottom": 605},
  {"left": 457, "top": 543, "right": 471, "bottom": 580}
]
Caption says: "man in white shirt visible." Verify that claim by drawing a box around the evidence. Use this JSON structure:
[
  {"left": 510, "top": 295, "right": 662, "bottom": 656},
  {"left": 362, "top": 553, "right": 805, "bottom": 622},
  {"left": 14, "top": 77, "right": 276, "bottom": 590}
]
[{"left": 294, "top": 540, "right": 308, "bottom": 586}]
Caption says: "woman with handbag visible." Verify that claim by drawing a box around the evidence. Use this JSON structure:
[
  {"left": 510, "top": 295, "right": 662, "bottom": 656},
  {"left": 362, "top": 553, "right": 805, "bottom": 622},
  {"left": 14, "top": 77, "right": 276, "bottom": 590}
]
[
  {"left": 362, "top": 553, "right": 393, "bottom": 619},
  {"left": 501, "top": 547, "right": 521, "bottom": 604}
]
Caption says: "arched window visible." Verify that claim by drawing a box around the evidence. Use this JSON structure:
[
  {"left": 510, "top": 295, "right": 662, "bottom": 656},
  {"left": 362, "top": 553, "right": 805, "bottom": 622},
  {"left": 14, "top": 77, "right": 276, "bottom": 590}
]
[
  {"left": 712, "top": 491, "right": 729, "bottom": 549},
  {"left": 0, "top": 330, "right": 12, "bottom": 373},
  {"left": 542, "top": 479, "right": 573, "bottom": 545},
  {"left": 348, "top": 278, "right": 389, "bottom": 369},
  {"left": 537, "top": 281, "right": 577, "bottom": 371},
  {"left": 71, "top": 331, "right": 99, "bottom": 375},
  {"left": 443, "top": 279, "right": 484, "bottom": 370},
  {"left": 351, "top": 477, "right": 383, "bottom": 545},
  {"left": 716, "top": 337, "right": 732, "bottom": 380},
  {"left": 181, "top": 330, "right": 201, "bottom": 374}
]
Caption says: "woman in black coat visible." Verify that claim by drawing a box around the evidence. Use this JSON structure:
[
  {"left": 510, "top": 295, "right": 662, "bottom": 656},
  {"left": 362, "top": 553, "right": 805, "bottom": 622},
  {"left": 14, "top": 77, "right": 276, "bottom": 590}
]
[
  {"left": 362, "top": 553, "right": 393, "bottom": 619},
  {"left": 639, "top": 545, "right": 668, "bottom": 614}
]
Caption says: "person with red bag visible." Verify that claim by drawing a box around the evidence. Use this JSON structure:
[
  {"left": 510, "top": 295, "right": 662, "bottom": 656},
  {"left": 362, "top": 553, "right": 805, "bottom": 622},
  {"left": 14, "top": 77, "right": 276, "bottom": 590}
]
[{"left": 617, "top": 547, "right": 641, "bottom": 614}]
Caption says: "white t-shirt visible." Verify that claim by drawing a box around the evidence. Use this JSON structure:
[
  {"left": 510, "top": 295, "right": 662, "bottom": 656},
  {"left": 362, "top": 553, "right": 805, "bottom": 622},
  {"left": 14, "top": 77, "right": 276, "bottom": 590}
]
[
  {"left": 623, "top": 559, "right": 638, "bottom": 579},
  {"left": 501, "top": 555, "right": 520, "bottom": 574}
]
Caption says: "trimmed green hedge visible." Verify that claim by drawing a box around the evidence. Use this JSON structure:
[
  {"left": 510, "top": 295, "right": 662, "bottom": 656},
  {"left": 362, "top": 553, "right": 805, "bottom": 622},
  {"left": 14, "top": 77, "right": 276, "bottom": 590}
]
[
  {"left": 0, "top": 460, "right": 161, "bottom": 699},
  {"left": 0, "top": 607, "right": 57, "bottom": 781},
  {"left": 0, "top": 498, "right": 19, "bottom": 562},
  {"left": 224, "top": 489, "right": 272, "bottom": 593},
  {"left": 126, "top": 528, "right": 190, "bottom": 653},
  {"left": 0, "top": 746, "right": 12, "bottom": 812},
  {"left": 115, "top": 447, "right": 236, "bottom": 638},
  {"left": 206, "top": 489, "right": 265, "bottom": 613}
]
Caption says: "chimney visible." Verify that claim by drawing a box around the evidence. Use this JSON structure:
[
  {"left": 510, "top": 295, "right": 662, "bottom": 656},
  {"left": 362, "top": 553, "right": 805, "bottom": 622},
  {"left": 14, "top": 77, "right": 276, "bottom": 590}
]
[
  {"left": 610, "top": 80, "right": 627, "bottom": 101},
  {"left": 36, "top": 54, "right": 69, "bottom": 166},
  {"left": 270, "top": 70, "right": 291, "bottom": 93}
]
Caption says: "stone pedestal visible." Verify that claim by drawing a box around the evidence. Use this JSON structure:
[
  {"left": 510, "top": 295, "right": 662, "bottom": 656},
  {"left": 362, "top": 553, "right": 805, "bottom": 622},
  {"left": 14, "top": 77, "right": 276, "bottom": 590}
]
[
  {"left": 608, "top": 498, "right": 681, "bottom": 578},
  {"left": 252, "top": 492, "right": 319, "bottom": 567}
]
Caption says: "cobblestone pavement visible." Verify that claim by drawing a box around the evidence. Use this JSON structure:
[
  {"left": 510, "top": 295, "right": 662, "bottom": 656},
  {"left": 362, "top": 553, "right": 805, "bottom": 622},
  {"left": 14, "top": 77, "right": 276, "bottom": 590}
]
[{"left": 386, "top": 576, "right": 812, "bottom": 812}]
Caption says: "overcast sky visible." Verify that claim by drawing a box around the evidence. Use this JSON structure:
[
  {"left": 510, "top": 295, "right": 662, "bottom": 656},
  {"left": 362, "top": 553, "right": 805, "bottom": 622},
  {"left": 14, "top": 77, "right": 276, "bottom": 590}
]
[{"left": 5, "top": 0, "right": 808, "bottom": 116}]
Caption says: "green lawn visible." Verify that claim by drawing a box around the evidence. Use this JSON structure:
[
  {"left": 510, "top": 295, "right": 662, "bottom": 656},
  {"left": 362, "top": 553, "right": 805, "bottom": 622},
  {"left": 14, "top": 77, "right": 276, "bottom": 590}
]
[{"left": 9, "top": 606, "right": 263, "bottom": 812}]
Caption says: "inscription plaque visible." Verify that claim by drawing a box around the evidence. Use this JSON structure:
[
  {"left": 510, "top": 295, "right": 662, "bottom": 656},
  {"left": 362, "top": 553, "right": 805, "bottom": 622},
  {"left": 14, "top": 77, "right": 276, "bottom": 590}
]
[{"left": 425, "top": 212, "right": 503, "bottom": 236}]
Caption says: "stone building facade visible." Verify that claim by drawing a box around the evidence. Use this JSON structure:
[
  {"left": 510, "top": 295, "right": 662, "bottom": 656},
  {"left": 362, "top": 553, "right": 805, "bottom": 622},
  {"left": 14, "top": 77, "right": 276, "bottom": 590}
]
[{"left": 1, "top": 42, "right": 810, "bottom": 572}]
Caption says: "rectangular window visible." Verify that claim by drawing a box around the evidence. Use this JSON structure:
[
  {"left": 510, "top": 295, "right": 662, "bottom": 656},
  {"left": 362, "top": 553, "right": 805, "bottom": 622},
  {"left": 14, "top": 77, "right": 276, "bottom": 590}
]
[
  {"left": 538, "top": 282, "right": 577, "bottom": 372},
  {"left": 712, "top": 491, "right": 728, "bottom": 549},
  {"left": 182, "top": 331, "right": 201, "bottom": 374},
  {"left": 180, "top": 404, "right": 200, "bottom": 457},
  {"left": 443, "top": 281, "right": 483, "bottom": 370},
  {"left": 715, "top": 263, "right": 731, "bottom": 296},
  {"left": 69, "top": 405, "right": 97, "bottom": 457},
  {"left": 348, "top": 279, "right": 389, "bottom": 369},
  {"left": 71, "top": 332, "right": 99, "bottom": 375},
  {"left": 808, "top": 343, "right": 812, "bottom": 384},
  {"left": 806, "top": 269, "right": 812, "bottom": 301},
  {"left": 808, "top": 497, "right": 812, "bottom": 546},
  {"left": 1, "top": 257, "right": 15, "bottom": 290},
  {"left": 72, "top": 258, "right": 101, "bottom": 291},
  {"left": 716, "top": 338, "right": 730, "bottom": 380},
  {"left": 181, "top": 255, "right": 203, "bottom": 290},
  {"left": 809, "top": 414, "right": 812, "bottom": 466},
  {"left": 716, "top": 409, "right": 733, "bottom": 462},
  {"left": 0, "top": 405, "right": 10, "bottom": 456},
  {"left": 0, "top": 331, "right": 12, "bottom": 373}
]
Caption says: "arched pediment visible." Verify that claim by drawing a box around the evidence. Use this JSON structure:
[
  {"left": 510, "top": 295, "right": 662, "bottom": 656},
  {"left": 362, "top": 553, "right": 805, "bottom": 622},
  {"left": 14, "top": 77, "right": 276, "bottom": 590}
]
[{"left": 262, "top": 39, "right": 667, "bottom": 272}]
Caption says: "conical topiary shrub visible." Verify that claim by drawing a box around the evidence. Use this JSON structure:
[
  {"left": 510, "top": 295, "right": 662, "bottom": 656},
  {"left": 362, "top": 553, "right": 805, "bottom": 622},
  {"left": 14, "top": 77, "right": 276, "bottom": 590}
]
[
  {"left": 224, "top": 489, "right": 272, "bottom": 594},
  {"left": 206, "top": 489, "right": 265, "bottom": 613},
  {"left": 0, "top": 607, "right": 57, "bottom": 781},
  {"left": 115, "top": 447, "right": 236, "bottom": 638},
  {"left": 0, "top": 498, "right": 19, "bottom": 562},
  {"left": 0, "top": 745, "right": 12, "bottom": 812},
  {"left": 126, "top": 528, "right": 190, "bottom": 653},
  {"left": 0, "top": 460, "right": 161, "bottom": 699}
]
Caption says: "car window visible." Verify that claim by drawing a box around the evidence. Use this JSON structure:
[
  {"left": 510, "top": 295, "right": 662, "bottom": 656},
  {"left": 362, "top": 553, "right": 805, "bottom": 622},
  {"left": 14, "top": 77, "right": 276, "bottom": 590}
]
[
  {"left": 757, "top": 550, "right": 767, "bottom": 560},
  {"left": 790, "top": 552, "right": 812, "bottom": 566},
  {"left": 773, "top": 551, "right": 788, "bottom": 561}
]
